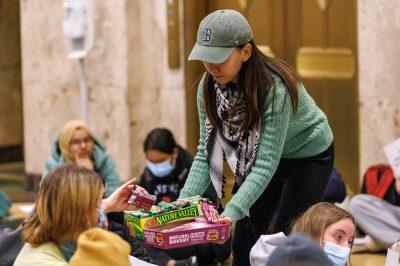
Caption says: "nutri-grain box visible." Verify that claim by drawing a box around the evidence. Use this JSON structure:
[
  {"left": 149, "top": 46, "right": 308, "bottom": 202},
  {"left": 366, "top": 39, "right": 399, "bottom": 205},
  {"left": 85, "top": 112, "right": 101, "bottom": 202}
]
[{"left": 143, "top": 218, "right": 230, "bottom": 249}]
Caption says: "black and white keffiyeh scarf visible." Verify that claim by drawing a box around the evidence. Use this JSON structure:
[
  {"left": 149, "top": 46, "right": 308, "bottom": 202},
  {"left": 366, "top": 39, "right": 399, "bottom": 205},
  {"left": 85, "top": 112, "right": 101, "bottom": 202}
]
[{"left": 205, "top": 82, "right": 260, "bottom": 199}]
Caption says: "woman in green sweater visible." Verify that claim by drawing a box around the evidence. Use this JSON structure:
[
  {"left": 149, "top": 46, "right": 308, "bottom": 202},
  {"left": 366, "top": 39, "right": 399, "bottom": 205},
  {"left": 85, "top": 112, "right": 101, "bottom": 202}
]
[{"left": 180, "top": 9, "right": 334, "bottom": 265}]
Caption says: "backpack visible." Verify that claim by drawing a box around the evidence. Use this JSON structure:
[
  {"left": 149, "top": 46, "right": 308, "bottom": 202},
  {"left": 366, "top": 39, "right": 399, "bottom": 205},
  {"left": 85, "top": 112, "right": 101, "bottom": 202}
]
[
  {"left": 322, "top": 168, "right": 347, "bottom": 203},
  {"left": 363, "top": 164, "right": 394, "bottom": 199}
]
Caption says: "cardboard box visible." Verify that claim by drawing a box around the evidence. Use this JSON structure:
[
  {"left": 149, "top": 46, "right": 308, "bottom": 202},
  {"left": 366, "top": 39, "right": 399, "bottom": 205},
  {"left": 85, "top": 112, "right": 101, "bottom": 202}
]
[
  {"left": 125, "top": 203, "right": 202, "bottom": 239},
  {"left": 143, "top": 218, "right": 230, "bottom": 249}
]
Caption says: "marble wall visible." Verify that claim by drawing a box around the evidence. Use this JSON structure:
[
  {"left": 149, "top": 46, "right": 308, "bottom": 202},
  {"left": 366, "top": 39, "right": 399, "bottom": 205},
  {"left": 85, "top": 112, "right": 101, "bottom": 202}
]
[
  {"left": 0, "top": 0, "right": 23, "bottom": 147},
  {"left": 358, "top": 0, "right": 400, "bottom": 180},
  {"left": 20, "top": 0, "right": 186, "bottom": 179},
  {"left": 20, "top": 0, "right": 131, "bottom": 177}
]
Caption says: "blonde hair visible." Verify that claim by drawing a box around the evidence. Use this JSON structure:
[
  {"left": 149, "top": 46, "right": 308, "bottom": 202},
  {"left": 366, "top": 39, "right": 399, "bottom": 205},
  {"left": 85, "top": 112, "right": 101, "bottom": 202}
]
[
  {"left": 24, "top": 165, "right": 104, "bottom": 245},
  {"left": 59, "top": 120, "right": 93, "bottom": 163},
  {"left": 291, "top": 202, "right": 355, "bottom": 245}
]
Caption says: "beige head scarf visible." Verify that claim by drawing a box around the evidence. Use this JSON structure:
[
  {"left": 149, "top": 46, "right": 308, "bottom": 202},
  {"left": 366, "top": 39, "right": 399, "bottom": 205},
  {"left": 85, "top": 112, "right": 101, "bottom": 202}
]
[{"left": 59, "top": 120, "right": 93, "bottom": 163}]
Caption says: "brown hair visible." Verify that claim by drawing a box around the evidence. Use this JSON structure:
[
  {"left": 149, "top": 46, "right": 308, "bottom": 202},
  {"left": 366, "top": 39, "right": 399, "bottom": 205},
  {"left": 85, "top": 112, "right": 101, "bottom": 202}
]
[
  {"left": 59, "top": 120, "right": 93, "bottom": 163},
  {"left": 291, "top": 202, "right": 355, "bottom": 245},
  {"left": 23, "top": 165, "right": 103, "bottom": 245},
  {"left": 203, "top": 40, "right": 299, "bottom": 132}
]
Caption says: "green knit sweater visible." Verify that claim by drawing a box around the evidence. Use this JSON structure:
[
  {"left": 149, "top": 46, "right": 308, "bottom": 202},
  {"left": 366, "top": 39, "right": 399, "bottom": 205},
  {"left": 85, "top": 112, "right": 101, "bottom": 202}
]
[{"left": 179, "top": 75, "right": 333, "bottom": 224}]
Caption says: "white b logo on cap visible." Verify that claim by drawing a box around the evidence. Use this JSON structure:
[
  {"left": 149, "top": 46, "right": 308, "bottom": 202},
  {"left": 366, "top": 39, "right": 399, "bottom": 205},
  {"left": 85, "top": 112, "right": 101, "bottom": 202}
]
[{"left": 203, "top": 26, "right": 213, "bottom": 42}]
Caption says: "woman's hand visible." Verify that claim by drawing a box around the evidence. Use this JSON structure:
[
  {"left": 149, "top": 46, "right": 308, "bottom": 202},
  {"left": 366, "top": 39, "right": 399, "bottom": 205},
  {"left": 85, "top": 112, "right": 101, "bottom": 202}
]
[
  {"left": 215, "top": 216, "right": 232, "bottom": 244},
  {"left": 75, "top": 154, "right": 94, "bottom": 170},
  {"left": 101, "top": 178, "right": 136, "bottom": 213},
  {"left": 76, "top": 157, "right": 94, "bottom": 170},
  {"left": 216, "top": 216, "right": 232, "bottom": 225}
]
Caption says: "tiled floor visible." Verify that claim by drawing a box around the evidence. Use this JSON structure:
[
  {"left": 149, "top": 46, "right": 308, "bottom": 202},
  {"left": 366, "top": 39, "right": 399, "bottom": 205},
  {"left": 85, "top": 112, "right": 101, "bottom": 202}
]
[
  {"left": 219, "top": 253, "right": 387, "bottom": 266},
  {"left": 352, "top": 253, "right": 386, "bottom": 266}
]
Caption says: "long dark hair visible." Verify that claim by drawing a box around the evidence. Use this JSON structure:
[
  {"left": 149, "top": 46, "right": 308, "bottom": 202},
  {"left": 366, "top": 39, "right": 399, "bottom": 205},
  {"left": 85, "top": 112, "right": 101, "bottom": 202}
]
[
  {"left": 144, "top": 128, "right": 177, "bottom": 154},
  {"left": 203, "top": 40, "right": 299, "bottom": 132}
]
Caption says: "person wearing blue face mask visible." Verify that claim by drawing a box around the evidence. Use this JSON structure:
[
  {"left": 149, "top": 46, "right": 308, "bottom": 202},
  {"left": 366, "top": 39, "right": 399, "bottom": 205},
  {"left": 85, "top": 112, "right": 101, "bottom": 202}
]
[
  {"left": 250, "top": 202, "right": 355, "bottom": 266},
  {"left": 139, "top": 128, "right": 217, "bottom": 203},
  {"left": 128, "top": 128, "right": 230, "bottom": 266}
]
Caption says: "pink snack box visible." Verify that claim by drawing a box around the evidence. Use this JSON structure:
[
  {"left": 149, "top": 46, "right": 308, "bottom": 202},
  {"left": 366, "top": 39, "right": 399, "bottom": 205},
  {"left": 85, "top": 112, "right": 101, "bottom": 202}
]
[{"left": 144, "top": 218, "right": 230, "bottom": 249}]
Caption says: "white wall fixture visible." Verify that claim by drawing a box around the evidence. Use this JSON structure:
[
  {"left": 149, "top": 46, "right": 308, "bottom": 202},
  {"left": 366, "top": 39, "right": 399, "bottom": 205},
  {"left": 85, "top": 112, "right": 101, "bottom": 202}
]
[{"left": 62, "top": 0, "right": 94, "bottom": 123}]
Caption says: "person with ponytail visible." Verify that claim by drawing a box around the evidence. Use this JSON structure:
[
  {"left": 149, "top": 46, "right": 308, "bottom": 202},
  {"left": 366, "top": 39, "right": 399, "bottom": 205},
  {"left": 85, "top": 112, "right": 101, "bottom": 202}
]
[{"left": 180, "top": 9, "right": 334, "bottom": 265}]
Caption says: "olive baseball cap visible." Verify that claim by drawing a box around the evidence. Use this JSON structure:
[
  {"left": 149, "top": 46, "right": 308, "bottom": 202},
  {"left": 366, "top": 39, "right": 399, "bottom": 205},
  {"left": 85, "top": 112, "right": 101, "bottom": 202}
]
[{"left": 188, "top": 9, "right": 253, "bottom": 64}]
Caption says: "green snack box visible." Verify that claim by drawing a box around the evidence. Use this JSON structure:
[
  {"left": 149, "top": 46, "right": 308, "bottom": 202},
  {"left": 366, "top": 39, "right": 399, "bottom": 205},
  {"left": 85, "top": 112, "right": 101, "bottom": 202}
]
[{"left": 125, "top": 202, "right": 203, "bottom": 239}]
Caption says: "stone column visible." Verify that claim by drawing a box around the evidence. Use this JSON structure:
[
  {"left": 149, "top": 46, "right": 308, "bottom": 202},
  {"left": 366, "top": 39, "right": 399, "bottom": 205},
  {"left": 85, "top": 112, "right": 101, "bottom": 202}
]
[
  {"left": 358, "top": 0, "right": 400, "bottom": 180},
  {"left": 127, "top": 0, "right": 186, "bottom": 176}
]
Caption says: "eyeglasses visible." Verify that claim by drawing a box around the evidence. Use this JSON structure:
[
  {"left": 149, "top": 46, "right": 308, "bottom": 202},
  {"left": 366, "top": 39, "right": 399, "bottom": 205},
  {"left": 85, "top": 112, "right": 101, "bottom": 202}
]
[{"left": 70, "top": 137, "right": 92, "bottom": 147}]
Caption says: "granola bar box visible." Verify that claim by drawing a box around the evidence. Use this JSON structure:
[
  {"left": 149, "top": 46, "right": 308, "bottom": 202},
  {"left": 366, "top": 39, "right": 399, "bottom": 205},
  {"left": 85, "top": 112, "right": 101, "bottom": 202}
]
[
  {"left": 125, "top": 197, "right": 207, "bottom": 239},
  {"left": 143, "top": 218, "right": 230, "bottom": 249}
]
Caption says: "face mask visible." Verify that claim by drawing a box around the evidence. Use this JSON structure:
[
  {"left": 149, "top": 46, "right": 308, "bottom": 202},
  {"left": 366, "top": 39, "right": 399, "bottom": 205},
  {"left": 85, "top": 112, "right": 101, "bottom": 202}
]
[
  {"left": 97, "top": 208, "right": 106, "bottom": 229},
  {"left": 323, "top": 241, "right": 350, "bottom": 266},
  {"left": 146, "top": 159, "right": 174, "bottom": 178}
]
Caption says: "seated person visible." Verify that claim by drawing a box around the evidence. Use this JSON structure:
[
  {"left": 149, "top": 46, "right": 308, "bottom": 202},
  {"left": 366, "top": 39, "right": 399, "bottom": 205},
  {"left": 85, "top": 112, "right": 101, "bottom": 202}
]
[
  {"left": 250, "top": 202, "right": 355, "bottom": 266},
  {"left": 349, "top": 164, "right": 400, "bottom": 250},
  {"left": 43, "top": 120, "right": 122, "bottom": 197},
  {"left": 123, "top": 129, "right": 228, "bottom": 266},
  {"left": 139, "top": 128, "right": 217, "bottom": 203},
  {"left": 14, "top": 165, "right": 138, "bottom": 265},
  {"left": 139, "top": 128, "right": 193, "bottom": 203}
]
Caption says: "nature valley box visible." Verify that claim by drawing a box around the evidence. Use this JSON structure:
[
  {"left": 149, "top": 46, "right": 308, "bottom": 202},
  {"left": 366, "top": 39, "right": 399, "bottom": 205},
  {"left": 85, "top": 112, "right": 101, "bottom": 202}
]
[{"left": 125, "top": 203, "right": 203, "bottom": 239}]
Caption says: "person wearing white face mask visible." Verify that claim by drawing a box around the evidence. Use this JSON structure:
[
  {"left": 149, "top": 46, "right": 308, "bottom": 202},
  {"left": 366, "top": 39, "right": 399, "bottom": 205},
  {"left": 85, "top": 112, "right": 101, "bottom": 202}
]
[{"left": 250, "top": 202, "right": 355, "bottom": 266}]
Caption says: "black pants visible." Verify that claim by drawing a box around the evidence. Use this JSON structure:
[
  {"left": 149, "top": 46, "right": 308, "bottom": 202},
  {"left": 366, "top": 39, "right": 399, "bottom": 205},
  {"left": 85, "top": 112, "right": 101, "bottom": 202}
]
[{"left": 232, "top": 143, "right": 334, "bottom": 266}]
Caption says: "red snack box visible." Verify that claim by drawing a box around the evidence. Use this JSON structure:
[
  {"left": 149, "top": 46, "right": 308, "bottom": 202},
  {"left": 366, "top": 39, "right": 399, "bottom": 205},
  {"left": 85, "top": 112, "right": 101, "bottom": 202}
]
[
  {"left": 144, "top": 218, "right": 230, "bottom": 249},
  {"left": 127, "top": 185, "right": 156, "bottom": 211}
]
